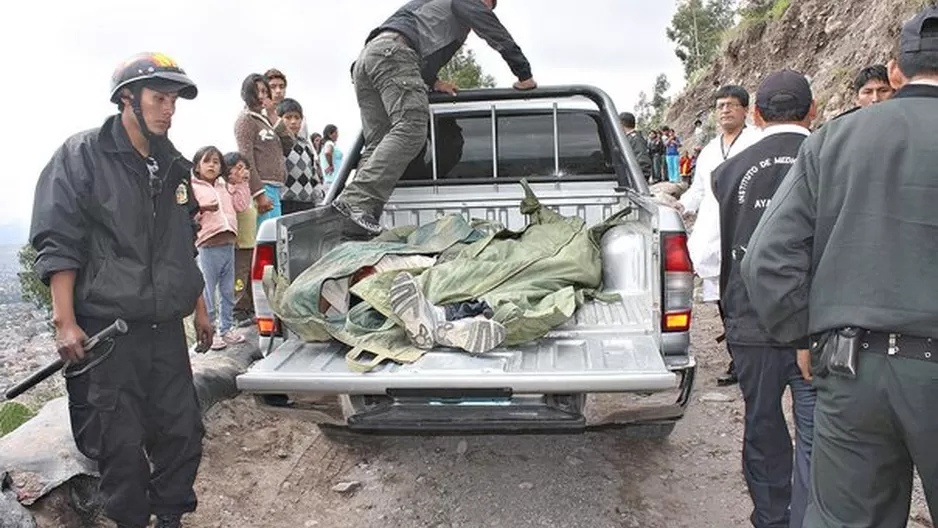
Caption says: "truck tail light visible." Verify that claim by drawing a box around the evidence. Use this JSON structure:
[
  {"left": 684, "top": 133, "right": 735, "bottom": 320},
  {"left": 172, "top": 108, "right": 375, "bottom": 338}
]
[
  {"left": 252, "top": 243, "right": 282, "bottom": 338},
  {"left": 662, "top": 232, "right": 693, "bottom": 333}
]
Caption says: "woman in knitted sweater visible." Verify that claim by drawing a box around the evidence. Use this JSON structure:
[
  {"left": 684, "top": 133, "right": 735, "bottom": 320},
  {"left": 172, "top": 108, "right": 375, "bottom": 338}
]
[{"left": 233, "top": 73, "right": 294, "bottom": 226}]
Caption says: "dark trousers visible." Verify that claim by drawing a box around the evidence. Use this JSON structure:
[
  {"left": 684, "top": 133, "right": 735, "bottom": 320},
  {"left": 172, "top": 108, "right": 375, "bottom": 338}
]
[
  {"left": 718, "top": 302, "right": 736, "bottom": 375},
  {"left": 66, "top": 318, "right": 205, "bottom": 528},
  {"left": 804, "top": 350, "right": 938, "bottom": 527},
  {"left": 732, "top": 345, "right": 817, "bottom": 528},
  {"left": 281, "top": 200, "right": 315, "bottom": 215},
  {"left": 234, "top": 248, "right": 254, "bottom": 314}
]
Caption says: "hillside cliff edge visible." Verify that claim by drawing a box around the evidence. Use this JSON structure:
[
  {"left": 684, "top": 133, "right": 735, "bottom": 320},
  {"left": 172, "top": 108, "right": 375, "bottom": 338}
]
[{"left": 666, "top": 0, "right": 929, "bottom": 137}]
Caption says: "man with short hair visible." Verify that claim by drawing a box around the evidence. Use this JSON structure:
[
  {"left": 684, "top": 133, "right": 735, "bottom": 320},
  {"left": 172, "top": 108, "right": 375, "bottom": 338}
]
[
  {"left": 742, "top": 7, "right": 938, "bottom": 526},
  {"left": 713, "top": 69, "right": 817, "bottom": 528},
  {"left": 647, "top": 130, "right": 667, "bottom": 183},
  {"left": 28, "top": 52, "right": 214, "bottom": 528},
  {"left": 679, "top": 84, "right": 763, "bottom": 386},
  {"left": 334, "top": 0, "right": 537, "bottom": 235},
  {"left": 619, "top": 112, "right": 653, "bottom": 181},
  {"left": 264, "top": 68, "right": 310, "bottom": 139},
  {"left": 854, "top": 64, "right": 895, "bottom": 107}
]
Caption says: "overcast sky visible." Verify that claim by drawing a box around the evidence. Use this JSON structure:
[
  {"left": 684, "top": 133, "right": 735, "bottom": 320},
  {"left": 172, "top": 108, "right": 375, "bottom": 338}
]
[{"left": 0, "top": 0, "right": 684, "bottom": 244}]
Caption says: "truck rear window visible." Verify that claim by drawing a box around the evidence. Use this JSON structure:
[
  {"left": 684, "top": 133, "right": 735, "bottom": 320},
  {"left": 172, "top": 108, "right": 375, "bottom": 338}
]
[{"left": 400, "top": 110, "right": 614, "bottom": 182}]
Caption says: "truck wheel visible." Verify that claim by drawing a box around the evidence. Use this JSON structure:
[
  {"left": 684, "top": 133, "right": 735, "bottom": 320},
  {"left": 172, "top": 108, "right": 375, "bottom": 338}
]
[{"left": 621, "top": 422, "right": 676, "bottom": 439}]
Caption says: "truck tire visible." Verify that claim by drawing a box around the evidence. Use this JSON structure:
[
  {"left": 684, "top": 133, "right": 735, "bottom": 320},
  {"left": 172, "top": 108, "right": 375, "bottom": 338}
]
[{"left": 621, "top": 421, "right": 676, "bottom": 439}]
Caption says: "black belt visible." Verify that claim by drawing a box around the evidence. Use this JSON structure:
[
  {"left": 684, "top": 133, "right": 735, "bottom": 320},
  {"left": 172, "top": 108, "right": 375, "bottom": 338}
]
[{"left": 862, "top": 331, "right": 938, "bottom": 363}]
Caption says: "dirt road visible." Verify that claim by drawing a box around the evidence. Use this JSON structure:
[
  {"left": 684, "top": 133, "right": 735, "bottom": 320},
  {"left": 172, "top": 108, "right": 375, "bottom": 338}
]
[{"left": 185, "top": 302, "right": 933, "bottom": 528}]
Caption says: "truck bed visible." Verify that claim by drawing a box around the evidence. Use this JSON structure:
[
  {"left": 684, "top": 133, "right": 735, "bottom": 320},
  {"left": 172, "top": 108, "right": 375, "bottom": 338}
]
[{"left": 237, "top": 293, "right": 676, "bottom": 395}]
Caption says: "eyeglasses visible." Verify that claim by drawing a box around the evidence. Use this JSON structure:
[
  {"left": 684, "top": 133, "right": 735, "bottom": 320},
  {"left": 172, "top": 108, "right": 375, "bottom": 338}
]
[{"left": 716, "top": 102, "right": 743, "bottom": 111}]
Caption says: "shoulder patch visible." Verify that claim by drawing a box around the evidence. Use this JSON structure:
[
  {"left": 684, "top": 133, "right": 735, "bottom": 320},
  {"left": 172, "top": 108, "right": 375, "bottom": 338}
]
[{"left": 175, "top": 183, "right": 189, "bottom": 205}]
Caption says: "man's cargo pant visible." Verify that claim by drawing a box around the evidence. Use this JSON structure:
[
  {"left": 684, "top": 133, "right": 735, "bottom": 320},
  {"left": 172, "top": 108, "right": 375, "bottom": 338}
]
[
  {"left": 804, "top": 349, "right": 938, "bottom": 527},
  {"left": 732, "top": 345, "right": 816, "bottom": 528},
  {"left": 339, "top": 31, "right": 430, "bottom": 217},
  {"left": 66, "top": 317, "right": 205, "bottom": 528}
]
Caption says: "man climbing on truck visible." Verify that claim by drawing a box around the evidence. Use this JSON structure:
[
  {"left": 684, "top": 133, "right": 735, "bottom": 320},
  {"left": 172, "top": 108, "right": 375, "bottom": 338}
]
[{"left": 333, "top": 0, "right": 538, "bottom": 235}]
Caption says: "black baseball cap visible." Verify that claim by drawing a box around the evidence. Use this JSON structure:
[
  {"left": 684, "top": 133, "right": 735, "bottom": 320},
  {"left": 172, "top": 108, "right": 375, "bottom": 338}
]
[
  {"left": 756, "top": 69, "right": 812, "bottom": 114},
  {"left": 900, "top": 5, "right": 938, "bottom": 54}
]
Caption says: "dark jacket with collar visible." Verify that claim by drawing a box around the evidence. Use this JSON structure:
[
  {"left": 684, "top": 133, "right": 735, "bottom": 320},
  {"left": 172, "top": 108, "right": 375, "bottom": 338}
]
[
  {"left": 29, "top": 114, "right": 205, "bottom": 324},
  {"left": 741, "top": 83, "right": 938, "bottom": 343},
  {"left": 368, "top": 0, "right": 531, "bottom": 88},
  {"left": 625, "top": 129, "right": 653, "bottom": 180},
  {"left": 712, "top": 126, "right": 810, "bottom": 347}
]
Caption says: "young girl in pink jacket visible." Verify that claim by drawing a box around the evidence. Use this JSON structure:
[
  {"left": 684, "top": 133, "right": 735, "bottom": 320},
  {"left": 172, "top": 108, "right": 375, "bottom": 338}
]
[{"left": 191, "top": 146, "right": 251, "bottom": 350}]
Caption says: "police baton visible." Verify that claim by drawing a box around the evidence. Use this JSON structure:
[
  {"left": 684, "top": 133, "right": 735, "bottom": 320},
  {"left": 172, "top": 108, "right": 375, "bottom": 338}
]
[{"left": 3, "top": 319, "right": 129, "bottom": 401}]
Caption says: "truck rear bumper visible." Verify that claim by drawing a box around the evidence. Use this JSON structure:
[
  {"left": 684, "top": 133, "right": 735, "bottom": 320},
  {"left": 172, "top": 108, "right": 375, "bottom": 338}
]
[{"left": 250, "top": 356, "right": 696, "bottom": 435}]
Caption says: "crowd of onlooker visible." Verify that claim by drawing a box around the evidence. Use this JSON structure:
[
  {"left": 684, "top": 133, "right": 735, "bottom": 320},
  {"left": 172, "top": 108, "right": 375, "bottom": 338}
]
[
  {"left": 618, "top": 113, "right": 702, "bottom": 186},
  {"left": 189, "top": 68, "right": 340, "bottom": 350}
]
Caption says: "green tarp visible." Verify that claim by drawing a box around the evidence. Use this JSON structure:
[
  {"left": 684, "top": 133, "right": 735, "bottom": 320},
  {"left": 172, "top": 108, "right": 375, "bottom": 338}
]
[{"left": 271, "top": 181, "right": 628, "bottom": 372}]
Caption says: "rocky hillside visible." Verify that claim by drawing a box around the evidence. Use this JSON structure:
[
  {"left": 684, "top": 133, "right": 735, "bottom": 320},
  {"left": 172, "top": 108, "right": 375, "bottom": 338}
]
[{"left": 666, "top": 0, "right": 930, "bottom": 137}]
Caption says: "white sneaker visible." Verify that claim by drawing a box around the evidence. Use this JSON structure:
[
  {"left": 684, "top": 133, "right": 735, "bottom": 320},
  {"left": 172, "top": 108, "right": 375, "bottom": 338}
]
[
  {"left": 222, "top": 329, "right": 246, "bottom": 346},
  {"left": 210, "top": 333, "right": 227, "bottom": 350},
  {"left": 435, "top": 316, "right": 506, "bottom": 355},
  {"left": 389, "top": 272, "right": 444, "bottom": 350},
  {"left": 390, "top": 271, "right": 506, "bottom": 354}
]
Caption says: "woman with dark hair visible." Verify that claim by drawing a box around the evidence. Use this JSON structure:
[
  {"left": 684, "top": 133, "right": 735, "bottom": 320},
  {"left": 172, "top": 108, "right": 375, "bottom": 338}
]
[
  {"left": 233, "top": 73, "right": 293, "bottom": 226},
  {"left": 310, "top": 132, "right": 323, "bottom": 155},
  {"left": 320, "top": 124, "right": 343, "bottom": 186}
]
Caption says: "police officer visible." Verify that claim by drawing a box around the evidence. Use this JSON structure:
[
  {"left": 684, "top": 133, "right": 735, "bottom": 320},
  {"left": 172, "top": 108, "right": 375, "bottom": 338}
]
[
  {"left": 741, "top": 7, "right": 938, "bottom": 527},
  {"left": 28, "top": 52, "right": 214, "bottom": 528},
  {"left": 712, "top": 70, "right": 817, "bottom": 528},
  {"left": 619, "top": 112, "right": 653, "bottom": 181}
]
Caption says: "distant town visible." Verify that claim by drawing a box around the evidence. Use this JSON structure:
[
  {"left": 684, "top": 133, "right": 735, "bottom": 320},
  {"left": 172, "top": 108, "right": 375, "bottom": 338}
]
[{"left": 0, "top": 244, "right": 25, "bottom": 306}]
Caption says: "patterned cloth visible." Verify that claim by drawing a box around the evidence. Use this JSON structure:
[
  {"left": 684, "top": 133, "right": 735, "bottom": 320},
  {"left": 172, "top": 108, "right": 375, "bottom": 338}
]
[{"left": 282, "top": 137, "right": 323, "bottom": 204}]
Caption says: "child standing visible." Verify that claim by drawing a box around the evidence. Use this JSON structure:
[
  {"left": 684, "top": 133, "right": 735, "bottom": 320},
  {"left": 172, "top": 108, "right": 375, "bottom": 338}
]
[
  {"left": 191, "top": 146, "right": 251, "bottom": 350},
  {"left": 225, "top": 152, "right": 257, "bottom": 320},
  {"left": 320, "top": 124, "right": 343, "bottom": 186},
  {"left": 278, "top": 98, "right": 324, "bottom": 214},
  {"left": 679, "top": 150, "right": 693, "bottom": 182}
]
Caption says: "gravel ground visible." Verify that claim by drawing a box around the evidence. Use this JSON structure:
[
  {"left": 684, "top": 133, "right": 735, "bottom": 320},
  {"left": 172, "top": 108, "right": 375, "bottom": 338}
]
[{"left": 3, "top": 299, "right": 930, "bottom": 527}]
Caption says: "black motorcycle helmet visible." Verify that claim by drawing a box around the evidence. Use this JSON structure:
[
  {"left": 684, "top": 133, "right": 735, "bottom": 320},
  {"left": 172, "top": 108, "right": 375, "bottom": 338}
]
[{"left": 109, "top": 52, "right": 198, "bottom": 138}]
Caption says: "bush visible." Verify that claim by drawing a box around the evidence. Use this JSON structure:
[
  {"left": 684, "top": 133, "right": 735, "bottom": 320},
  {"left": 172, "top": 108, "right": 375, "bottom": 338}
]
[
  {"left": 0, "top": 401, "right": 36, "bottom": 438},
  {"left": 740, "top": 0, "right": 791, "bottom": 23}
]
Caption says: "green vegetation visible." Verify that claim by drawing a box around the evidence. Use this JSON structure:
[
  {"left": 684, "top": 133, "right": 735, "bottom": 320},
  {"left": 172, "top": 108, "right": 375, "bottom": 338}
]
[
  {"left": 634, "top": 74, "right": 672, "bottom": 131},
  {"left": 0, "top": 401, "right": 37, "bottom": 438},
  {"left": 667, "top": 0, "right": 738, "bottom": 80},
  {"left": 18, "top": 243, "right": 52, "bottom": 317},
  {"left": 740, "top": 0, "right": 792, "bottom": 25},
  {"left": 438, "top": 47, "right": 496, "bottom": 89}
]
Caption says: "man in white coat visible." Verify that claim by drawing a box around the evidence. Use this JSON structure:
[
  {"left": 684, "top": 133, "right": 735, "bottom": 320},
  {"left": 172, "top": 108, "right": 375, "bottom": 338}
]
[{"left": 678, "top": 85, "right": 762, "bottom": 386}]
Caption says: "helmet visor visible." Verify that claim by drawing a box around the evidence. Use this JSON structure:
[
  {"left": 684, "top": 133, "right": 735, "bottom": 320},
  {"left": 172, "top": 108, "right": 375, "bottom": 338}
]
[{"left": 145, "top": 72, "right": 198, "bottom": 99}]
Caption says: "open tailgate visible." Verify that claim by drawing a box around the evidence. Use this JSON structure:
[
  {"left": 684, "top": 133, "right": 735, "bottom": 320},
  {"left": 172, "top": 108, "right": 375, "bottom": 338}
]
[{"left": 236, "top": 297, "right": 677, "bottom": 395}]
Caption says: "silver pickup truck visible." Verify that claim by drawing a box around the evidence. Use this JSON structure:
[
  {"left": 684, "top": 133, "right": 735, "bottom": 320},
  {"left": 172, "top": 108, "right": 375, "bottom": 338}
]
[{"left": 236, "top": 85, "right": 696, "bottom": 438}]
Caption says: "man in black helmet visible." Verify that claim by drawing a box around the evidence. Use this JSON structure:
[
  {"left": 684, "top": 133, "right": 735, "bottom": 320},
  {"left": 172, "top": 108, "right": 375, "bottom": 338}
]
[{"left": 28, "top": 52, "right": 214, "bottom": 528}]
